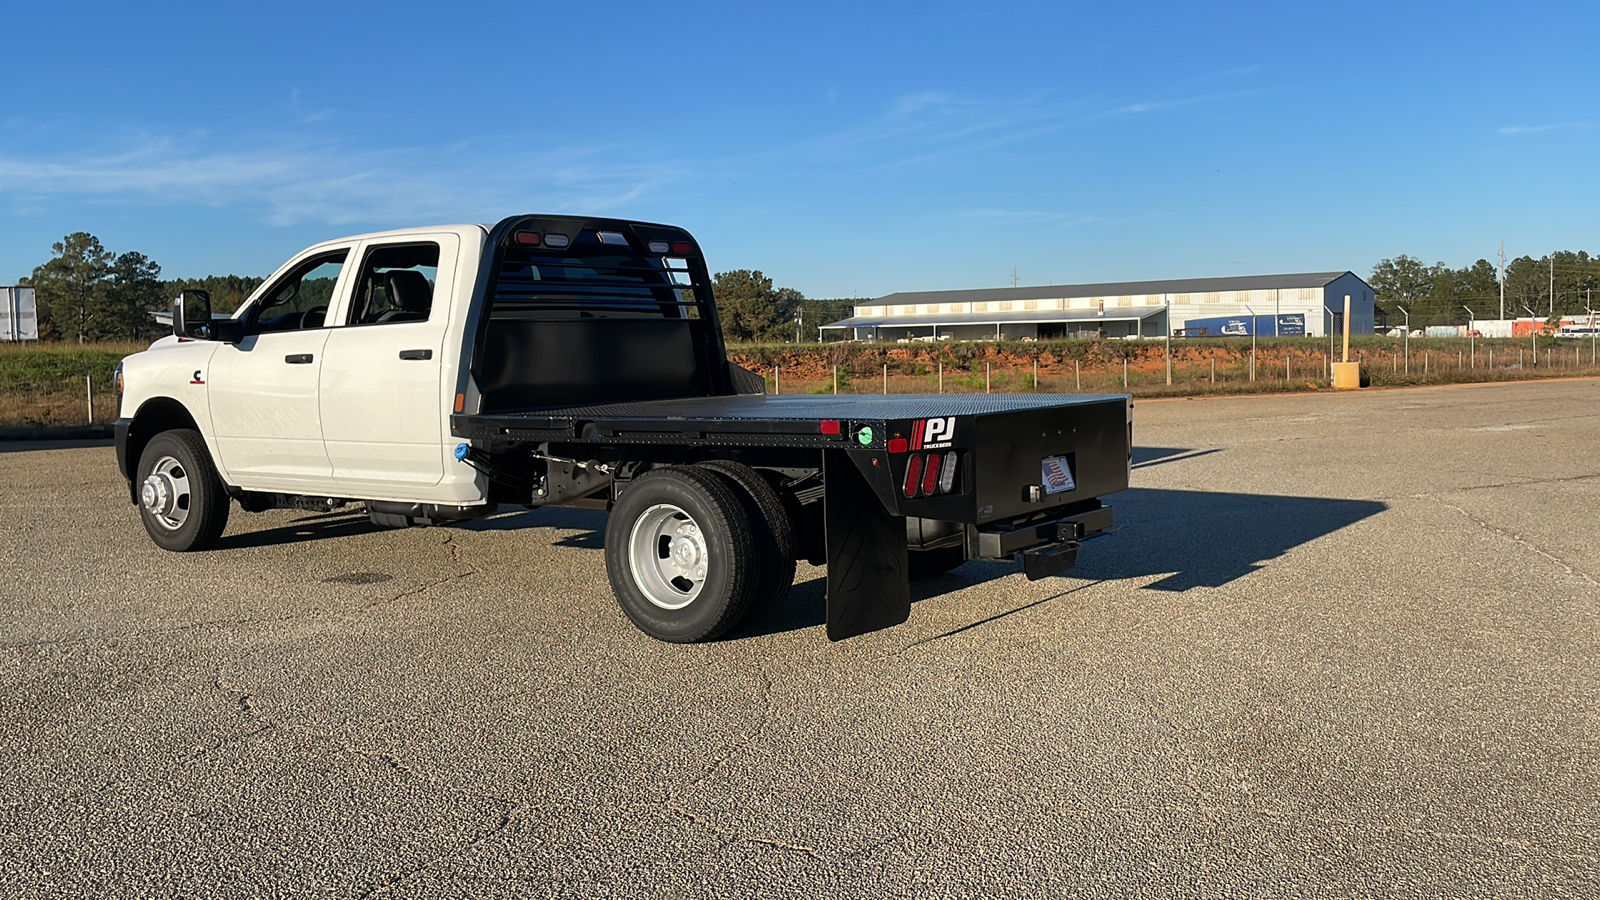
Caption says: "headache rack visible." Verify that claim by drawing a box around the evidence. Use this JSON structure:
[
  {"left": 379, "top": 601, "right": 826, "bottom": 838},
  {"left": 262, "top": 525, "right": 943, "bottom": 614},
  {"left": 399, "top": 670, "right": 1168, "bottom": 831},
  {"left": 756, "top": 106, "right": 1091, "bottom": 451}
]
[{"left": 458, "top": 215, "right": 736, "bottom": 413}]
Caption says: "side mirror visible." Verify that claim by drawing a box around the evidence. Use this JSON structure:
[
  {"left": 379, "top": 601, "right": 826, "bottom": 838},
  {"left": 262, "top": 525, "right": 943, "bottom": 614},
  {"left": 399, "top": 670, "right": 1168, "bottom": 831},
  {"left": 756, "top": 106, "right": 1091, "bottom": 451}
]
[{"left": 173, "top": 290, "right": 213, "bottom": 340}]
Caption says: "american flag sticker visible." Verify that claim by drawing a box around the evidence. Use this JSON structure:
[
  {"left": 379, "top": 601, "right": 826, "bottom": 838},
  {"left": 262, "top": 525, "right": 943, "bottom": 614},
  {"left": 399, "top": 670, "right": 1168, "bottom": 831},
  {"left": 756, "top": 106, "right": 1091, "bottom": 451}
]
[{"left": 1041, "top": 455, "right": 1075, "bottom": 494}]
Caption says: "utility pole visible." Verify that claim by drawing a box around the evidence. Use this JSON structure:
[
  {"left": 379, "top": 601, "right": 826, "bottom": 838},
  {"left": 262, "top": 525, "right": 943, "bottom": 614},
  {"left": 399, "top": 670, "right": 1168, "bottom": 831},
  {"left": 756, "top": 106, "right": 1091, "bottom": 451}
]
[
  {"left": 1498, "top": 240, "right": 1505, "bottom": 321},
  {"left": 1550, "top": 255, "right": 1555, "bottom": 319},
  {"left": 1398, "top": 306, "right": 1410, "bottom": 374},
  {"left": 1011, "top": 266, "right": 1018, "bottom": 288}
]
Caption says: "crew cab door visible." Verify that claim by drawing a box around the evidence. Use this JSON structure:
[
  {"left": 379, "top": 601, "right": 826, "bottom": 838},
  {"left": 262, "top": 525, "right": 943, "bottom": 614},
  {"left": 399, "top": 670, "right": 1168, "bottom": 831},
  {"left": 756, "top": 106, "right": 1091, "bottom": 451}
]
[
  {"left": 318, "top": 235, "right": 458, "bottom": 493},
  {"left": 206, "top": 247, "right": 351, "bottom": 490}
]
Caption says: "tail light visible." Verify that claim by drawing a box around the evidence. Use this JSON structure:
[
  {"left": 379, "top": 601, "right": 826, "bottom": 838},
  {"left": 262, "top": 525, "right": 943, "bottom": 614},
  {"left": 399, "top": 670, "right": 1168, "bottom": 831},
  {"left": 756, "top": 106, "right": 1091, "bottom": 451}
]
[
  {"left": 922, "top": 453, "right": 942, "bottom": 496},
  {"left": 903, "top": 455, "right": 924, "bottom": 499},
  {"left": 903, "top": 452, "right": 960, "bottom": 499}
]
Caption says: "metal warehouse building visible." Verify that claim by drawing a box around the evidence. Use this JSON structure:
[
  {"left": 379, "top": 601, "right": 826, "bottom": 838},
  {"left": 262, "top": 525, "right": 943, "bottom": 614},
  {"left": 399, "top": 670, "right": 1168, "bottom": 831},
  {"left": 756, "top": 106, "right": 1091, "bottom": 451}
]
[{"left": 820, "top": 272, "right": 1375, "bottom": 342}]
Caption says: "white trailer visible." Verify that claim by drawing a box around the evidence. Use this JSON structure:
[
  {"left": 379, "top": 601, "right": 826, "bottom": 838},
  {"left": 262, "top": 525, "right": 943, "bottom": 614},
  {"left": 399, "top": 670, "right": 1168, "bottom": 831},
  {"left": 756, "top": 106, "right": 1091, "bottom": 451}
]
[{"left": 1, "top": 286, "right": 39, "bottom": 341}]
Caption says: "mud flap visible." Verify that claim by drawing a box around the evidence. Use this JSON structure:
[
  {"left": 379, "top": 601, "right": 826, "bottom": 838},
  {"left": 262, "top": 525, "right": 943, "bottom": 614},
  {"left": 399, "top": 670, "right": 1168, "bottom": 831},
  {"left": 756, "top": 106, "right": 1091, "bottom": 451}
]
[{"left": 824, "top": 450, "right": 910, "bottom": 641}]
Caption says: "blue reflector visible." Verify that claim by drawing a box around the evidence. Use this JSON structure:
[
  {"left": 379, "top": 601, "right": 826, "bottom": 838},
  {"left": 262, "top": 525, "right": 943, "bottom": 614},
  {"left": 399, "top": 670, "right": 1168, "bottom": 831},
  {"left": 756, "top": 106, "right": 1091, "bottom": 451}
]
[{"left": 454, "top": 443, "right": 470, "bottom": 460}]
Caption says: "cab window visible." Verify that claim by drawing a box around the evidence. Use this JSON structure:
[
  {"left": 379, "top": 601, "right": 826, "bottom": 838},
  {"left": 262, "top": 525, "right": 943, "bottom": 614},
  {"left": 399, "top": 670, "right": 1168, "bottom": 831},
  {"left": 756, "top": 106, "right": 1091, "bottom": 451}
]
[
  {"left": 347, "top": 243, "right": 439, "bottom": 325},
  {"left": 250, "top": 251, "right": 348, "bottom": 333}
]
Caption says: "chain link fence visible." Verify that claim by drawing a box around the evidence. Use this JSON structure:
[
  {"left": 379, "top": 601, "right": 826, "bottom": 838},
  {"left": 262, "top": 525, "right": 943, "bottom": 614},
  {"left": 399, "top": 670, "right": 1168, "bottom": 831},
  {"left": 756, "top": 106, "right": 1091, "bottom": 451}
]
[
  {"left": 748, "top": 337, "right": 1600, "bottom": 396},
  {"left": 3, "top": 337, "right": 1599, "bottom": 431}
]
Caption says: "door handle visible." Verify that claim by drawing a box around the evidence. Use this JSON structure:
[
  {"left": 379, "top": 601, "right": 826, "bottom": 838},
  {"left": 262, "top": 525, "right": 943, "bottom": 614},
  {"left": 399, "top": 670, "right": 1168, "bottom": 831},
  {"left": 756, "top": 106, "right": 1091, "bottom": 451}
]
[
  {"left": 398, "top": 349, "right": 433, "bottom": 360},
  {"left": 285, "top": 353, "right": 314, "bottom": 364}
]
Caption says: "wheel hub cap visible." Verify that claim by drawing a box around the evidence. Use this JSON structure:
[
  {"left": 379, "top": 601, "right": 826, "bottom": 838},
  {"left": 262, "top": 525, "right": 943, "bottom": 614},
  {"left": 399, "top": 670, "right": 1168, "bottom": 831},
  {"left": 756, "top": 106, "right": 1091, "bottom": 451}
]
[
  {"left": 670, "top": 534, "right": 701, "bottom": 568},
  {"left": 628, "top": 504, "right": 710, "bottom": 610},
  {"left": 141, "top": 474, "right": 175, "bottom": 517}
]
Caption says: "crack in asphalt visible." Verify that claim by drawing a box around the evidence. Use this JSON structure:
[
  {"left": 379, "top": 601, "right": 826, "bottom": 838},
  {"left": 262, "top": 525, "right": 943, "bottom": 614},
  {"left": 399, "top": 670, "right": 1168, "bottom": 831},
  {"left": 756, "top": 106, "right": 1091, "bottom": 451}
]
[
  {"left": 1245, "top": 806, "right": 1599, "bottom": 862},
  {"left": 358, "top": 570, "right": 474, "bottom": 611},
  {"left": 4, "top": 531, "right": 481, "bottom": 651},
  {"left": 1422, "top": 496, "right": 1599, "bottom": 587},
  {"left": 654, "top": 672, "right": 825, "bottom": 860},
  {"left": 1392, "top": 471, "right": 1600, "bottom": 499},
  {"left": 356, "top": 798, "right": 522, "bottom": 899}
]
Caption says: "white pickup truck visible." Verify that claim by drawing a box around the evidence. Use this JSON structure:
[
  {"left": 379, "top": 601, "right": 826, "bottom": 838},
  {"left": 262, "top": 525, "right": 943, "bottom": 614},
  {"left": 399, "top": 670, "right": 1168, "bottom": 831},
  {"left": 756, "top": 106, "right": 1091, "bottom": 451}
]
[{"left": 116, "top": 215, "right": 1130, "bottom": 642}]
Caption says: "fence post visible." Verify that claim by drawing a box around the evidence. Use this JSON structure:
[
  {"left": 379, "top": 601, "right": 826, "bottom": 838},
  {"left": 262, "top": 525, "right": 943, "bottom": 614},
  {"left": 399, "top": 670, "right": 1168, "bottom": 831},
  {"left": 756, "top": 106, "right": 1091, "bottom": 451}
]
[
  {"left": 1075, "top": 360, "right": 1080, "bottom": 392},
  {"left": 86, "top": 375, "right": 94, "bottom": 425},
  {"left": 938, "top": 362, "right": 943, "bottom": 393},
  {"left": 833, "top": 365, "right": 838, "bottom": 395},
  {"left": 883, "top": 363, "right": 887, "bottom": 394},
  {"left": 986, "top": 362, "right": 991, "bottom": 394},
  {"left": 1210, "top": 358, "right": 1215, "bottom": 384},
  {"left": 775, "top": 366, "right": 780, "bottom": 394},
  {"left": 1122, "top": 358, "right": 1128, "bottom": 390},
  {"left": 1033, "top": 358, "right": 1038, "bottom": 390}
]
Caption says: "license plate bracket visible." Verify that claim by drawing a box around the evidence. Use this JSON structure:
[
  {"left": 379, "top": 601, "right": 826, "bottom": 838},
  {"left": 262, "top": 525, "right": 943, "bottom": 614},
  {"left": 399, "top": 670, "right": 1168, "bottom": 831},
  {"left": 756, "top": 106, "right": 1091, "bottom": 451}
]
[{"left": 1040, "top": 454, "right": 1076, "bottom": 494}]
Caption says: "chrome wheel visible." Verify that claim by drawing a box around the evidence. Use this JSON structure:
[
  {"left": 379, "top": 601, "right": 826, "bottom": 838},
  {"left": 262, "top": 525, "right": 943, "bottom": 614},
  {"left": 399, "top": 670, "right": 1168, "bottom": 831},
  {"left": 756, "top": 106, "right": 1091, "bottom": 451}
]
[
  {"left": 628, "top": 503, "right": 709, "bottom": 610},
  {"left": 140, "top": 455, "right": 191, "bottom": 531}
]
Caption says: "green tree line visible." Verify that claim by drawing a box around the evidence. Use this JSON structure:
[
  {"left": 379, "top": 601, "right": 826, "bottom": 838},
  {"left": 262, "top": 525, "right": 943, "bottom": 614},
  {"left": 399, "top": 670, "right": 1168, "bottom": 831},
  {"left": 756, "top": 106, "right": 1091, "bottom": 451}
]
[
  {"left": 19, "top": 232, "right": 264, "bottom": 343},
  {"left": 1370, "top": 251, "right": 1600, "bottom": 327},
  {"left": 19, "top": 231, "right": 855, "bottom": 345}
]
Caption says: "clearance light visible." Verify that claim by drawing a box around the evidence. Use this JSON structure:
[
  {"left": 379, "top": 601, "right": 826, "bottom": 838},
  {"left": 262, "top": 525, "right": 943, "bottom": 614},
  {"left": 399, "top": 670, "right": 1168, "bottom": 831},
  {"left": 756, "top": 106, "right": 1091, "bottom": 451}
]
[
  {"left": 648, "top": 240, "right": 671, "bottom": 254},
  {"left": 903, "top": 454, "right": 924, "bottom": 499},
  {"left": 671, "top": 241, "right": 692, "bottom": 255},
  {"left": 887, "top": 438, "right": 908, "bottom": 454},
  {"left": 819, "top": 420, "right": 841, "bottom": 435},
  {"left": 514, "top": 231, "right": 541, "bottom": 245},
  {"left": 939, "top": 453, "right": 958, "bottom": 493},
  {"left": 922, "top": 453, "right": 942, "bottom": 497},
  {"left": 597, "top": 231, "right": 627, "bottom": 245},
  {"left": 544, "top": 234, "right": 571, "bottom": 249}
]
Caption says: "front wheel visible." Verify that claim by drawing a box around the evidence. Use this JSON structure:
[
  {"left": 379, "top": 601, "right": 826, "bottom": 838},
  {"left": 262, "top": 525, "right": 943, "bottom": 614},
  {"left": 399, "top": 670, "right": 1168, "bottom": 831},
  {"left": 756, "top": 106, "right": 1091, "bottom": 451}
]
[
  {"left": 136, "top": 429, "right": 230, "bottom": 551},
  {"left": 604, "top": 466, "right": 759, "bottom": 643}
]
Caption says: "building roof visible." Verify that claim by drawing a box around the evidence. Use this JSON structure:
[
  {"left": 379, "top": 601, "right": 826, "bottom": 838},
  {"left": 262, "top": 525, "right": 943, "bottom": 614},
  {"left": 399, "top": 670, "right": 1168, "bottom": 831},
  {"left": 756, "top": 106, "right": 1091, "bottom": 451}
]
[
  {"left": 821, "top": 307, "right": 1164, "bottom": 330},
  {"left": 871, "top": 272, "right": 1361, "bottom": 307}
]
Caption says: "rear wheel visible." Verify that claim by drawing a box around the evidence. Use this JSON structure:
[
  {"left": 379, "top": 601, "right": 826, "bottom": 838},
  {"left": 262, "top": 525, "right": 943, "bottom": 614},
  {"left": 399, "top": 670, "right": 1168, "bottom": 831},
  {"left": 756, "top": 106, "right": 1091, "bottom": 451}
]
[
  {"left": 697, "top": 460, "right": 796, "bottom": 619},
  {"left": 605, "top": 466, "right": 758, "bottom": 642},
  {"left": 137, "top": 429, "right": 230, "bottom": 551}
]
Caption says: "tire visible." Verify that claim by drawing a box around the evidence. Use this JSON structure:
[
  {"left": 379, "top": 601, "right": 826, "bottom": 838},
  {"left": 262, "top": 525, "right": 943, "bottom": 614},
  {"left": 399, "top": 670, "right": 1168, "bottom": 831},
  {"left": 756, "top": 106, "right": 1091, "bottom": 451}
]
[
  {"left": 697, "top": 460, "right": 796, "bottom": 620},
  {"left": 908, "top": 545, "right": 966, "bottom": 580},
  {"left": 136, "top": 428, "right": 230, "bottom": 552},
  {"left": 604, "top": 466, "right": 759, "bottom": 643}
]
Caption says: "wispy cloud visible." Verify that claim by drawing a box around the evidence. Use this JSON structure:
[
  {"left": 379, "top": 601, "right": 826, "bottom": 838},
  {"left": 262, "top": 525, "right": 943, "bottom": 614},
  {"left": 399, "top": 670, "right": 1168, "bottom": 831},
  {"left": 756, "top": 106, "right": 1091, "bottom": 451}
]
[
  {"left": 0, "top": 133, "right": 680, "bottom": 226},
  {"left": 1496, "top": 122, "right": 1590, "bottom": 136},
  {"left": 1112, "top": 89, "right": 1267, "bottom": 115}
]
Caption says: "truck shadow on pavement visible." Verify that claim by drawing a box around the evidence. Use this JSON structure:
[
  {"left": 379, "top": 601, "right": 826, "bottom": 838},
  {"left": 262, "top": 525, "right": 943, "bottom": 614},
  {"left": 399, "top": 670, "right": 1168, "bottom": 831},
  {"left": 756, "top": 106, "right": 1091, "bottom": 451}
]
[
  {"left": 1067, "top": 487, "right": 1388, "bottom": 591},
  {"left": 216, "top": 509, "right": 381, "bottom": 549},
  {"left": 214, "top": 488, "right": 1386, "bottom": 638},
  {"left": 1131, "top": 446, "right": 1223, "bottom": 469},
  {"left": 737, "top": 486, "right": 1388, "bottom": 639}
]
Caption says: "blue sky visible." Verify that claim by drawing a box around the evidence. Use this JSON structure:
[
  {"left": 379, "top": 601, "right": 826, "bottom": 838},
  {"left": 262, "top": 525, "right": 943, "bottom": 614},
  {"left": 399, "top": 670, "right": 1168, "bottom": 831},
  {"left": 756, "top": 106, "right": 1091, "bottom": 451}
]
[{"left": 2, "top": 0, "right": 1597, "bottom": 298}]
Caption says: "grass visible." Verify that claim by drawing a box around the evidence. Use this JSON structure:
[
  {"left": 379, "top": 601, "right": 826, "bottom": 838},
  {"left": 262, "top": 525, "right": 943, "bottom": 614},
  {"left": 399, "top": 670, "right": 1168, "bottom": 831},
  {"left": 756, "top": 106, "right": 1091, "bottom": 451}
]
[
  {"left": 4, "top": 336, "right": 1599, "bottom": 427},
  {"left": 0, "top": 341, "right": 142, "bottom": 426}
]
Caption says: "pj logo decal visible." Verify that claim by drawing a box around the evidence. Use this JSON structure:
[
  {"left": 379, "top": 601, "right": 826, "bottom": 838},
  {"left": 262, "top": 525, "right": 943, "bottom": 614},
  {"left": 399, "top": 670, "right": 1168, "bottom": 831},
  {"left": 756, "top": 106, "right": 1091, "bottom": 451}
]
[{"left": 911, "top": 417, "right": 955, "bottom": 450}]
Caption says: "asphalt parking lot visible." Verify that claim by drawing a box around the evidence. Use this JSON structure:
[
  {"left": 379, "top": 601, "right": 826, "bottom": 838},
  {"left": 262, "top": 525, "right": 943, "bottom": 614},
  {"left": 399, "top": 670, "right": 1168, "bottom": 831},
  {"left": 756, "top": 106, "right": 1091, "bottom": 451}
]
[{"left": 1, "top": 379, "right": 1597, "bottom": 898}]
